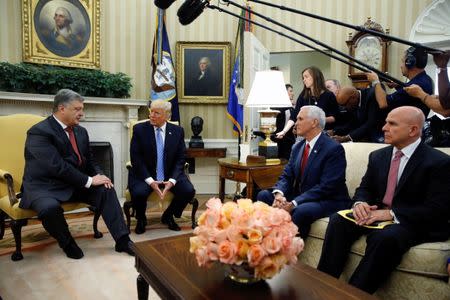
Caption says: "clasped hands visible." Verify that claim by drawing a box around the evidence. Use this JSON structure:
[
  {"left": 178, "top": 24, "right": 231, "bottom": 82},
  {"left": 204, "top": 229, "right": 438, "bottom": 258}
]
[
  {"left": 150, "top": 180, "right": 174, "bottom": 200},
  {"left": 352, "top": 202, "right": 392, "bottom": 226},
  {"left": 272, "top": 195, "right": 294, "bottom": 213}
]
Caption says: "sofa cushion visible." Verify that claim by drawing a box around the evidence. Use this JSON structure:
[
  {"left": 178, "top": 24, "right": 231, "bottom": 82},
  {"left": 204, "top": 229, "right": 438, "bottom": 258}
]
[{"left": 309, "top": 217, "right": 450, "bottom": 278}]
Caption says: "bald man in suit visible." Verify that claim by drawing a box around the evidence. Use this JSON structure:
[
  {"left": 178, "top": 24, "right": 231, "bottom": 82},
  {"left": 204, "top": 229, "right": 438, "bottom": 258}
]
[{"left": 318, "top": 106, "right": 450, "bottom": 294}]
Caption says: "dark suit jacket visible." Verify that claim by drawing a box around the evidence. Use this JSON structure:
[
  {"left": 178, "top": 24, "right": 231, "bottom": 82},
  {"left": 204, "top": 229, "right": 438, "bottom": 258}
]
[
  {"left": 128, "top": 121, "right": 188, "bottom": 192},
  {"left": 274, "top": 132, "right": 350, "bottom": 204},
  {"left": 334, "top": 87, "right": 384, "bottom": 142},
  {"left": 353, "top": 143, "right": 450, "bottom": 241},
  {"left": 20, "top": 116, "right": 101, "bottom": 208},
  {"left": 185, "top": 69, "right": 221, "bottom": 96}
]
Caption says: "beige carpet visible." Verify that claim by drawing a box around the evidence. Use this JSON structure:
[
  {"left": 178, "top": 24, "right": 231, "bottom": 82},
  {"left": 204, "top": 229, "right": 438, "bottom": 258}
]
[{"left": 0, "top": 212, "right": 198, "bottom": 300}]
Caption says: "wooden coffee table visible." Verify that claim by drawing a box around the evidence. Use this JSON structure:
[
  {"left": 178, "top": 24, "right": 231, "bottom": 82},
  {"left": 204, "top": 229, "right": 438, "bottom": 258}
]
[{"left": 132, "top": 234, "right": 378, "bottom": 300}]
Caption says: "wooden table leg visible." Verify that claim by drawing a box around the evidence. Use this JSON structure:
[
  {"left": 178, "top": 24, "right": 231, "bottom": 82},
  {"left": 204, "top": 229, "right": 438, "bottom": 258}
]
[
  {"left": 246, "top": 181, "right": 253, "bottom": 200},
  {"left": 219, "top": 176, "right": 225, "bottom": 201},
  {"left": 137, "top": 274, "right": 149, "bottom": 300}
]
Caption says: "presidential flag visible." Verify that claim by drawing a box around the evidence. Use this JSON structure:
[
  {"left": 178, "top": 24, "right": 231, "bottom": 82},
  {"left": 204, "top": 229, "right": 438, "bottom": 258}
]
[{"left": 150, "top": 8, "right": 180, "bottom": 122}]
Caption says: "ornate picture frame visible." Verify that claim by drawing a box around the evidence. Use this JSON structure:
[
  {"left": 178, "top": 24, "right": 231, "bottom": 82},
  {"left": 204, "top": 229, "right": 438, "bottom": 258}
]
[
  {"left": 22, "top": 0, "right": 100, "bottom": 69},
  {"left": 176, "top": 41, "right": 231, "bottom": 104}
]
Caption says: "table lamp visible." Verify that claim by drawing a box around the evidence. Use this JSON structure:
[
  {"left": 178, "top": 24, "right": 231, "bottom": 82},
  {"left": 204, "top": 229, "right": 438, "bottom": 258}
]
[{"left": 246, "top": 70, "right": 292, "bottom": 158}]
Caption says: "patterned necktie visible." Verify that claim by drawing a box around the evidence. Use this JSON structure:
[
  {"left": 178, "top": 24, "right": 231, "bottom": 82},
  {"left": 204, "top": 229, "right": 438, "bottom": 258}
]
[
  {"left": 300, "top": 143, "right": 310, "bottom": 175},
  {"left": 65, "top": 126, "right": 82, "bottom": 165},
  {"left": 382, "top": 150, "right": 404, "bottom": 208},
  {"left": 156, "top": 127, "right": 165, "bottom": 181}
]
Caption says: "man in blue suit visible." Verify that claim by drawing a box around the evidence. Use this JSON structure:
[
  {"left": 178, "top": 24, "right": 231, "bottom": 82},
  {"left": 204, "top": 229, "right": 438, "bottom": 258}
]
[
  {"left": 257, "top": 106, "right": 351, "bottom": 238},
  {"left": 128, "top": 100, "right": 195, "bottom": 233}
]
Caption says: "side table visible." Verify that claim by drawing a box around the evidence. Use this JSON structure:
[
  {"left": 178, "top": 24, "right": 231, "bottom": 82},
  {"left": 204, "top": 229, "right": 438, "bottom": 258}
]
[{"left": 217, "top": 157, "right": 286, "bottom": 200}]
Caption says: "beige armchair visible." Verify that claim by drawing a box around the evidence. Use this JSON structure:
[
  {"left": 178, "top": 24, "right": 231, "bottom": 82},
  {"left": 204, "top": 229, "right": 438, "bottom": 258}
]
[
  {"left": 0, "top": 114, "right": 102, "bottom": 261},
  {"left": 123, "top": 119, "right": 198, "bottom": 231}
]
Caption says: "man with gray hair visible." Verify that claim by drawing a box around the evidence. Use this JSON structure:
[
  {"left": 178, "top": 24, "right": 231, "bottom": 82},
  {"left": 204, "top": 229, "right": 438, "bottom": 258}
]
[
  {"left": 39, "top": 6, "right": 85, "bottom": 57},
  {"left": 257, "top": 106, "right": 350, "bottom": 238},
  {"left": 20, "top": 89, "right": 134, "bottom": 259},
  {"left": 185, "top": 56, "right": 221, "bottom": 96}
]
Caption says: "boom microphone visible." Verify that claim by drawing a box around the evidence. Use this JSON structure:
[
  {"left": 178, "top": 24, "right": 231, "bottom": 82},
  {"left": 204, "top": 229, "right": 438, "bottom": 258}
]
[
  {"left": 154, "top": 0, "right": 176, "bottom": 10},
  {"left": 177, "top": 0, "right": 209, "bottom": 25}
]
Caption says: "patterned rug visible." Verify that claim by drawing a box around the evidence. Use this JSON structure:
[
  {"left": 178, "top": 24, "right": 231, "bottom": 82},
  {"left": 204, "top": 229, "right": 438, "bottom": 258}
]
[{"left": 0, "top": 211, "right": 197, "bottom": 257}]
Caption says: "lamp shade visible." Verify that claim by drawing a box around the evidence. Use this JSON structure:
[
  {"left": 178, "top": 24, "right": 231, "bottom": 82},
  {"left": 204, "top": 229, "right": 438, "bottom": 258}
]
[{"left": 245, "top": 71, "right": 292, "bottom": 107}]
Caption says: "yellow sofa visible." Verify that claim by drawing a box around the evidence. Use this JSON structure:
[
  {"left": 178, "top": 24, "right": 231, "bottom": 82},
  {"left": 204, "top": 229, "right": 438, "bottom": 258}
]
[
  {"left": 0, "top": 114, "right": 102, "bottom": 261},
  {"left": 299, "top": 142, "right": 450, "bottom": 300}
]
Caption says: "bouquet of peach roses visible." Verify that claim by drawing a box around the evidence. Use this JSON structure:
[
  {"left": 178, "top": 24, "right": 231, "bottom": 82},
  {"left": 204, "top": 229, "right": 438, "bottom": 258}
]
[{"left": 189, "top": 198, "right": 304, "bottom": 280}]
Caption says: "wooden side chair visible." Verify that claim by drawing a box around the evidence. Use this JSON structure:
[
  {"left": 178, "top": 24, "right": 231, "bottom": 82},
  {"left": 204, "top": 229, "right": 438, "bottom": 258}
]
[
  {"left": 0, "top": 114, "right": 102, "bottom": 261},
  {"left": 123, "top": 119, "right": 198, "bottom": 230}
]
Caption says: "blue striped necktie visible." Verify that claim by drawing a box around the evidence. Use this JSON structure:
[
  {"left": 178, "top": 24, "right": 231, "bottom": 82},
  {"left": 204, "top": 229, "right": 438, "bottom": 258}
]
[{"left": 156, "top": 127, "right": 164, "bottom": 181}]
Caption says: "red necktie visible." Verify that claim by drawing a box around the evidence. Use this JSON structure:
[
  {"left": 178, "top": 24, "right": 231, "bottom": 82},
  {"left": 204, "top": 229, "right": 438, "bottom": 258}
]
[
  {"left": 382, "top": 150, "right": 404, "bottom": 208},
  {"left": 300, "top": 143, "right": 310, "bottom": 175},
  {"left": 65, "top": 126, "right": 82, "bottom": 165}
]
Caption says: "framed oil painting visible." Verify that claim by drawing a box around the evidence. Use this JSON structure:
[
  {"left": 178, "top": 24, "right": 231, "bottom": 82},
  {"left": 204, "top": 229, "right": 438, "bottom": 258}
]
[
  {"left": 176, "top": 41, "right": 231, "bottom": 104},
  {"left": 22, "top": 0, "right": 100, "bottom": 69}
]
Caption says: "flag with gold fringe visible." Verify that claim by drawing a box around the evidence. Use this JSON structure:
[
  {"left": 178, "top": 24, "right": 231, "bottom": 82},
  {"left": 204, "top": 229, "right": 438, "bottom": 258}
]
[
  {"left": 226, "top": 17, "right": 244, "bottom": 135},
  {"left": 150, "top": 8, "right": 180, "bottom": 122}
]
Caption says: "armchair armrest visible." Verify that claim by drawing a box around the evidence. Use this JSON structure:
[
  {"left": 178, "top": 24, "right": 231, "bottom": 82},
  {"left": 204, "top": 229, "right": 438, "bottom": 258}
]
[{"left": 0, "top": 168, "right": 19, "bottom": 206}]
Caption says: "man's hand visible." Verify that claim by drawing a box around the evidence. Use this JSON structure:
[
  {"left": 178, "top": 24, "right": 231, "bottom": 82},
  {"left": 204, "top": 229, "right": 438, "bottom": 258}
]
[
  {"left": 359, "top": 209, "right": 393, "bottom": 226},
  {"left": 366, "top": 72, "right": 379, "bottom": 83},
  {"left": 404, "top": 84, "right": 426, "bottom": 99},
  {"left": 92, "top": 174, "right": 114, "bottom": 189},
  {"left": 352, "top": 202, "right": 377, "bottom": 225},
  {"left": 432, "top": 50, "right": 450, "bottom": 68},
  {"left": 281, "top": 201, "right": 295, "bottom": 213},
  {"left": 326, "top": 130, "right": 335, "bottom": 137},
  {"left": 160, "top": 181, "right": 174, "bottom": 200},
  {"left": 149, "top": 181, "right": 164, "bottom": 199},
  {"left": 273, "top": 193, "right": 287, "bottom": 208}
]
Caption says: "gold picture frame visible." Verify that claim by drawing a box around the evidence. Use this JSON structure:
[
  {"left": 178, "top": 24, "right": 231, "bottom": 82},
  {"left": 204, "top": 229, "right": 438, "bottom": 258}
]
[
  {"left": 22, "top": 0, "right": 100, "bottom": 69},
  {"left": 176, "top": 41, "right": 231, "bottom": 104}
]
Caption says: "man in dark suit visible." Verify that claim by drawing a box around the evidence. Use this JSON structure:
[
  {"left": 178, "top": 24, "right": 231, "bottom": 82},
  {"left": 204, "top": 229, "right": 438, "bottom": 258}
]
[
  {"left": 367, "top": 46, "right": 433, "bottom": 117},
  {"left": 257, "top": 106, "right": 351, "bottom": 238},
  {"left": 317, "top": 106, "right": 450, "bottom": 294},
  {"left": 128, "top": 100, "right": 195, "bottom": 233},
  {"left": 330, "top": 86, "right": 385, "bottom": 143},
  {"left": 20, "top": 89, "right": 134, "bottom": 259},
  {"left": 185, "top": 57, "right": 221, "bottom": 96}
]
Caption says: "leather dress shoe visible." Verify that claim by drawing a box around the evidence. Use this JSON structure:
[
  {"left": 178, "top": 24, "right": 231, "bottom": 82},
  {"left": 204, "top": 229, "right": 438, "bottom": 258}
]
[
  {"left": 63, "top": 239, "right": 84, "bottom": 259},
  {"left": 135, "top": 219, "right": 147, "bottom": 234},
  {"left": 115, "top": 240, "right": 135, "bottom": 256},
  {"left": 161, "top": 214, "right": 181, "bottom": 231}
]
